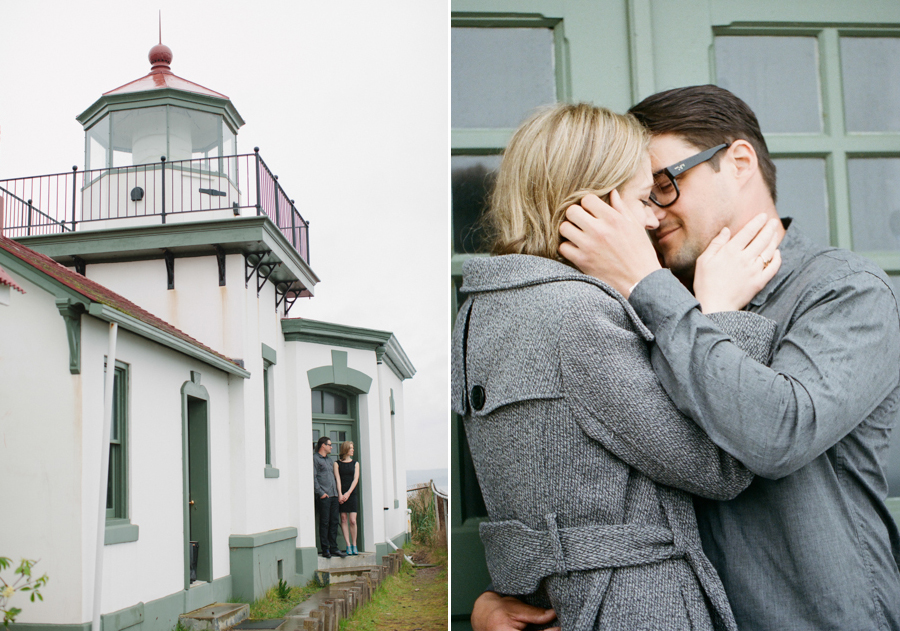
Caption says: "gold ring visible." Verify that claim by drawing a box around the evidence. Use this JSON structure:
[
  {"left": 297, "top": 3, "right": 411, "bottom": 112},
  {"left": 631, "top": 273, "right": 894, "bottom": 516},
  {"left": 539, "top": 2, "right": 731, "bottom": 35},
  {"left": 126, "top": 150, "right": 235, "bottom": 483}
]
[{"left": 759, "top": 255, "right": 772, "bottom": 269}]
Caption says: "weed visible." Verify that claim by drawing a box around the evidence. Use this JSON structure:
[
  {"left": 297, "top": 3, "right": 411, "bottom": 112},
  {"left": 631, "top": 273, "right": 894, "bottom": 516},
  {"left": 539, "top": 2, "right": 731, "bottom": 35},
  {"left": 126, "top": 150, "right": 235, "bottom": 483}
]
[
  {"left": 275, "top": 579, "right": 291, "bottom": 601},
  {"left": 248, "top": 579, "right": 321, "bottom": 619}
]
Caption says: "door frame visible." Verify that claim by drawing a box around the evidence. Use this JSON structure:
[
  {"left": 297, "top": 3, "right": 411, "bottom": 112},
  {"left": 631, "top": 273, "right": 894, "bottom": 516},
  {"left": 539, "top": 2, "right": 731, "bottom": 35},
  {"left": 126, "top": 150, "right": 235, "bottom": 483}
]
[{"left": 181, "top": 372, "right": 213, "bottom": 589}]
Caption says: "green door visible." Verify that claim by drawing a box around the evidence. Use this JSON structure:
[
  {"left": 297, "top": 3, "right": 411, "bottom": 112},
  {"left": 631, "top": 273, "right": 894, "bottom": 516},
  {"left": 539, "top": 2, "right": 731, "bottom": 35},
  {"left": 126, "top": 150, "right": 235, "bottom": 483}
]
[{"left": 312, "top": 388, "right": 362, "bottom": 552}]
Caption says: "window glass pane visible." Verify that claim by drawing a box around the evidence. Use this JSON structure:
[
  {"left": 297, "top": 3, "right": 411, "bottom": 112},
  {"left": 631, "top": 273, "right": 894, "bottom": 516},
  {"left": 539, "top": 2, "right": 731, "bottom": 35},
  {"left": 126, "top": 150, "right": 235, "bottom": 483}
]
[
  {"left": 847, "top": 158, "right": 900, "bottom": 251},
  {"left": 312, "top": 429, "right": 320, "bottom": 441},
  {"left": 715, "top": 36, "right": 822, "bottom": 133},
  {"left": 111, "top": 106, "right": 167, "bottom": 167},
  {"left": 338, "top": 431, "right": 346, "bottom": 442},
  {"left": 772, "top": 158, "right": 829, "bottom": 248},
  {"left": 312, "top": 391, "right": 322, "bottom": 414},
  {"left": 87, "top": 119, "right": 110, "bottom": 171},
  {"left": 841, "top": 37, "right": 900, "bottom": 132},
  {"left": 452, "top": 27, "right": 556, "bottom": 129},
  {"left": 452, "top": 155, "right": 501, "bottom": 254},
  {"left": 323, "top": 392, "right": 348, "bottom": 415}
]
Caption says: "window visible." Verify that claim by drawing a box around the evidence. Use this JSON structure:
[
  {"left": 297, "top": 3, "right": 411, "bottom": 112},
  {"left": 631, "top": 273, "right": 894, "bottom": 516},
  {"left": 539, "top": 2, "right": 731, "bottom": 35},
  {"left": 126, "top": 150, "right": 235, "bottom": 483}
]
[
  {"left": 451, "top": 20, "right": 562, "bottom": 310},
  {"left": 262, "top": 343, "right": 278, "bottom": 477},
  {"left": 104, "top": 359, "right": 137, "bottom": 545},
  {"left": 107, "top": 362, "right": 128, "bottom": 520}
]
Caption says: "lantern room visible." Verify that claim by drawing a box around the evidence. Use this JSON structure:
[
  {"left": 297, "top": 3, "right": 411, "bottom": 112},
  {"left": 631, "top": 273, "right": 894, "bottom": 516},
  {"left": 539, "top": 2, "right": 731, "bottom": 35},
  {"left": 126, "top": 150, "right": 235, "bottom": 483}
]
[{"left": 77, "top": 43, "right": 244, "bottom": 170}]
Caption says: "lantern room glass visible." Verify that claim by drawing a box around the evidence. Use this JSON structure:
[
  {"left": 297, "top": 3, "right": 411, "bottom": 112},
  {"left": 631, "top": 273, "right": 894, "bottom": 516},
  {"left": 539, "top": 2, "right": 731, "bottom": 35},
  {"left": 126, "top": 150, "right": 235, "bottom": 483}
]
[{"left": 85, "top": 105, "right": 237, "bottom": 170}]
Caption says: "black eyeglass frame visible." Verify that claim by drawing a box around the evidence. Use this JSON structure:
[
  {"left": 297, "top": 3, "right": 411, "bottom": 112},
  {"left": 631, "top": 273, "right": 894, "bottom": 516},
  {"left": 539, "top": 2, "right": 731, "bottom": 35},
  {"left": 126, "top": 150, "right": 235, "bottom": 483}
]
[{"left": 650, "top": 143, "right": 730, "bottom": 208}]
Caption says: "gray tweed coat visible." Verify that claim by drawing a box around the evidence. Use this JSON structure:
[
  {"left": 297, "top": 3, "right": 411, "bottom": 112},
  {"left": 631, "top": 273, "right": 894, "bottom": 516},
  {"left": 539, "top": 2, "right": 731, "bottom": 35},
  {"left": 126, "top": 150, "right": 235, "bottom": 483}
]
[{"left": 451, "top": 255, "right": 776, "bottom": 631}]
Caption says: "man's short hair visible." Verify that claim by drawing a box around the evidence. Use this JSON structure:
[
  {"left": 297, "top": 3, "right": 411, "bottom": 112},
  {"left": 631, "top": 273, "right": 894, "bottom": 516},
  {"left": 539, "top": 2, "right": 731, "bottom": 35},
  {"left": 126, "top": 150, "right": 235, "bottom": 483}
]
[
  {"left": 628, "top": 84, "right": 777, "bottom": 203},
  {"left": 316, "top": 436, "right": 331, "bottom": 451}
]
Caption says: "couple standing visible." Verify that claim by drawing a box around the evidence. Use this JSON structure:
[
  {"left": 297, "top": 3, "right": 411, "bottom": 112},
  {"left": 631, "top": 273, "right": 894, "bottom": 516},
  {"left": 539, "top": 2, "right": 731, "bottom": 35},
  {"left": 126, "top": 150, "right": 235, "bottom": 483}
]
[
  {"left": 314, "top": 436, "right": 361, "bottom": 558},
  {"left": 451, "top": 85, "right": 900, "bottom": 630}
]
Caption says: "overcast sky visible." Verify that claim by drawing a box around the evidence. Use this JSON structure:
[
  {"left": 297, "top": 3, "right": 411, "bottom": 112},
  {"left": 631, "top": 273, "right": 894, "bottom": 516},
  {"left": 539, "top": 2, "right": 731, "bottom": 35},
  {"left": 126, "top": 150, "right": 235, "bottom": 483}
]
[{"left": 0, "top": 1, "right": 449, "bottom": 472}]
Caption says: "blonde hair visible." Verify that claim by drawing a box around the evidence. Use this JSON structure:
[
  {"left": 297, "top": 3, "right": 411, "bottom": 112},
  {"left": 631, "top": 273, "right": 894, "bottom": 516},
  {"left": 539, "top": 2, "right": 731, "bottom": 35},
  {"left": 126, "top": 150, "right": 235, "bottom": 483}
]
[
  {"left": 339, "top": 441, "right": 354, "bottom": 459},
  {"left": 487, "top": 102, "right": 648, "bottom": 261}
]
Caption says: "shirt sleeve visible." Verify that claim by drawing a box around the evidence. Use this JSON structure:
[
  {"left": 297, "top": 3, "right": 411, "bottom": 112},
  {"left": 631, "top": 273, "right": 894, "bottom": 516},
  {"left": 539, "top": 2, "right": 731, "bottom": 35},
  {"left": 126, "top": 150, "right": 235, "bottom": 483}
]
[
  {"left": 313, "top": 459, "right": 325, "bottom": 497},
  {"left": 629, "top": 267, "right": 900, "bottom": 479},
  {"left": 559, "top": 292, "right": 764, "bottom": 500}
]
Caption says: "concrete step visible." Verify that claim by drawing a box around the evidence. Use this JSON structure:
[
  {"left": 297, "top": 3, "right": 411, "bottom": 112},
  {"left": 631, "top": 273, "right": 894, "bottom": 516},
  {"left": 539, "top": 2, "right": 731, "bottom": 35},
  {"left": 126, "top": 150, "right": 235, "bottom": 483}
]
[
  {"left": 316, "top": 550, "right": 374, "bottom": 571},
  {"left": 179, "top": 603, "right": 249, "bottom": 631}
]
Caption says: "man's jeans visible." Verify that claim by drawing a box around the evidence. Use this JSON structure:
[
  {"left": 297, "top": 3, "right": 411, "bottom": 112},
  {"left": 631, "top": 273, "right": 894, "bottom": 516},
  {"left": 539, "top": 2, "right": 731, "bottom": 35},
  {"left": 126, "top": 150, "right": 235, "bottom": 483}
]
[{"left": 316, "top": 495, "right": 340, "bottom": 552}]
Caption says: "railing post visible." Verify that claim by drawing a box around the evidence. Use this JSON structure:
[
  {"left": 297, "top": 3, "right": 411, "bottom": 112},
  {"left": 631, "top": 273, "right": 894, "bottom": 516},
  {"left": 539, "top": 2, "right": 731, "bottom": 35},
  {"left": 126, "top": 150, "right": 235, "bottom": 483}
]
[
  {"left": 273, "top": 175, "right": 280, "bottom": 226},
  {"left": 306, "top": 219, "right": 310, "bottom": 264},
  {"left": 290, "top": 200, "right": 297, "bottom": 249},
  {"left": 254, "top": 147, "right": 262, "bottom": 217},
  {"left": 27, "top": 199, "right": 33, "bottom": 236},
  {"left": 160, "top": 156, "right": 167, "bottom": 224},
  {"left": 71, "top": 166, "right": 78, "bottom": 232}
]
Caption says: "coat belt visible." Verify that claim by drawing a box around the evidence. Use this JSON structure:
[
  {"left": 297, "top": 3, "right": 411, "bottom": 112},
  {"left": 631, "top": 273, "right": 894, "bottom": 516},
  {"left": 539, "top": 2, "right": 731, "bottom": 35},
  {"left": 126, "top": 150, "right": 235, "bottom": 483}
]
[{"left": 480, "top": 513, "right": 684, "bottom": 595}]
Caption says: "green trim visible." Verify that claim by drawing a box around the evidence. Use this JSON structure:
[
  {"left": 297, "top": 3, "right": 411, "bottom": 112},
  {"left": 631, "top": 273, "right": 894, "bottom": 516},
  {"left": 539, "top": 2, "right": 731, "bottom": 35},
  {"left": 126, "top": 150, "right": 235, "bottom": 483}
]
[
  {"left": 0, "top": 249, "right": 90, "bottom": 308},
  {"left": 101, "top": 602, "right": 143, "bottom": 631},
  {"left": 77, "top": 88, "right": 245, "bottom": 134},
  {"left": 105, "top": 521, "right": 139, "bottom": 545},
  {"left": 9, "top": 625, "right": 91, "bottom": 631},
  {"left": 17, "top": 216, "right": 319, "bottom": 294},
  {"left": 264, "top": 466, "right": 280, "bottom": 478},
  {"left": 183, "top": 575, "right": 233, "bottom": 617},
  {"left": 295, "top": 546, "right": 319, "bottom": 584},
  {"left": 229, "top": 528, "right": 299, "bottom": 601},
  {"left": 229, "top": 527, "right": 298, "bottom": 548},
  {"left": 261, "top": 342, "right": 277, "bottom": 366},
  {"left": 55, "top": 298, "right": 83, "bottom": 374},
  {"left": 89, "top": 304, "right": 249, "bottom": 378},
  {"left": 181, "top": 377, "right": 213, "bottom": 589},
  {"left": 284, "top": 319, "right": 415, "bottom": 380},
  {"left": 307, "top": 350, "right": 372, "bottom": 394}
]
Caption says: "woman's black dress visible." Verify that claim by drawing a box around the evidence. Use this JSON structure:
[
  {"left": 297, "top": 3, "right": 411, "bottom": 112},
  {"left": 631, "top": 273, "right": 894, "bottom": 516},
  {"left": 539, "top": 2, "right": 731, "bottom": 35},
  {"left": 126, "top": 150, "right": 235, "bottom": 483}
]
[{"left": 338, "top": 459, "right": 359, "bottom": 513}]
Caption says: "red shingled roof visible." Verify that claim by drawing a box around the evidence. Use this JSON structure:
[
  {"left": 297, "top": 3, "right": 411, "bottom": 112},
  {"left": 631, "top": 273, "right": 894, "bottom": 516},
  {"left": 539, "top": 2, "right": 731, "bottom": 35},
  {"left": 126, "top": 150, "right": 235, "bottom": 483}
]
[
  {"left": 0, "top": 236, "right": 240, "bottom": 368},
  {"left": 0, "top": 265, "right": 25, "bottom": 294}
]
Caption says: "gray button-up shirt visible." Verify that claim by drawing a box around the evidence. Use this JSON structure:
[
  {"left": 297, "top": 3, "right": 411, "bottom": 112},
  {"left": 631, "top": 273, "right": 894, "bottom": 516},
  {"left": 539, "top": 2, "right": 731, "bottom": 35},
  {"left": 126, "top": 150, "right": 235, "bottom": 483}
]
[
  {"left": 629, "top": 223, "right": 900, "bottom": 630},
  {"left": 313, "top": 451, "right": 337, "bottom": 498}
]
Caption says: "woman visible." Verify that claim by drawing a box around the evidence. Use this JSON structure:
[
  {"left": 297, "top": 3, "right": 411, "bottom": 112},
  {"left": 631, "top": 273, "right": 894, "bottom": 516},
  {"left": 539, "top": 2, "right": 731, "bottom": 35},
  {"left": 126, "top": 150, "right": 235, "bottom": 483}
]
[
  {"left": 334, "top": 441, "right": 360, "bottom": 556},
  {"left": 450, "top": 103, "right": 778, "bottom": 630}
]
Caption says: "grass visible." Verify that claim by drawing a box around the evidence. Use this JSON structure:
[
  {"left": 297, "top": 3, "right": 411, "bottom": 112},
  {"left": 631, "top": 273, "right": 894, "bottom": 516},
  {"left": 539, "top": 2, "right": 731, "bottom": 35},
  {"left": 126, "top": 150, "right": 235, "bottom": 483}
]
[
  {"left": 338, "top": 540, "right": 447, "bottom": 631},
  {"left": 246, "top": 579, "right": 322, "bottom": 619}
]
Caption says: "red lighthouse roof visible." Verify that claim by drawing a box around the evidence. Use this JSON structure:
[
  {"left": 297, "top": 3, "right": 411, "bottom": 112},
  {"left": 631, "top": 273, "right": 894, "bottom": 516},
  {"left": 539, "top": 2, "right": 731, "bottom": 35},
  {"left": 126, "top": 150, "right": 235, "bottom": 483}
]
[{"left": 103, "top": 42, "right": 230, "bottom": 100}]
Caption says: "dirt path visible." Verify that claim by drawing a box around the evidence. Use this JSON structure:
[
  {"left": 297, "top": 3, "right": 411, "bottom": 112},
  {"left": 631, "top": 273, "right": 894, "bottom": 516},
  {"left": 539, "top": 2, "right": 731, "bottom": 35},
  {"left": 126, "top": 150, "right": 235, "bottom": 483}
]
[{"left": 340, "top": 561, "right": 448, "bottom": 631}]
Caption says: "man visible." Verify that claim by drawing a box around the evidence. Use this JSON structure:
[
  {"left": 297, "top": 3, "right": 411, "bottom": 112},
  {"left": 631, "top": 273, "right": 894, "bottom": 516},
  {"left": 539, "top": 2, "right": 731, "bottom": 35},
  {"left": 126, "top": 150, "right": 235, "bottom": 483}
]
[
  {"left": 473, "top": 85, "right": 900, "bottom": 630},
  {"left": 314, "top": 436, "right": 347, "bottom": 559}
]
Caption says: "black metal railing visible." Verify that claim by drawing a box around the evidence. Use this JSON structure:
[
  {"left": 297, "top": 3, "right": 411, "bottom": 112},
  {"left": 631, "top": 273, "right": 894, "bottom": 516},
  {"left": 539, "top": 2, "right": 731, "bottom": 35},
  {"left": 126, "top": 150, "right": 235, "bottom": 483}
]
[{"left": 0, "top": 149, "right": 310, "bottom": 264}]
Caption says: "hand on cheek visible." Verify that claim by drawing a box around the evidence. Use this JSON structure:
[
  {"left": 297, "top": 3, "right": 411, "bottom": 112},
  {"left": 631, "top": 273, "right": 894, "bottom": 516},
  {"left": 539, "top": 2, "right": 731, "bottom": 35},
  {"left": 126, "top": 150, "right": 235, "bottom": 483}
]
[{"left": 558, "top": 192, "right": 661, "bottom": 297}]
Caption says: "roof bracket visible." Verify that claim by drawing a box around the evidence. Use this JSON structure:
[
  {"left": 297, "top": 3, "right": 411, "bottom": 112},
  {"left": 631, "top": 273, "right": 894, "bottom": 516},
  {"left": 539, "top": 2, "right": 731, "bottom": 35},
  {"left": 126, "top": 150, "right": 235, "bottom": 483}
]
[
  {"left": 164, "top": 249, "right": 175, "bottom": 290},
  {"left": 214, "top": 245, "right": 226, "bottom": 286},
  {"left": 244, "top": 251, "right": 269, "bottom": 288},
  {"left": 256, "top": 261, "right": 280, "bottom": 296}
]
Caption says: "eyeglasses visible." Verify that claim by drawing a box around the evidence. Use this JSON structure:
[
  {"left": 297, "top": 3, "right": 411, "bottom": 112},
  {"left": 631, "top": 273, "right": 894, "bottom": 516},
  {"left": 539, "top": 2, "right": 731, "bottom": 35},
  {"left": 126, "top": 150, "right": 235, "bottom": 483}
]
[{"left": 649, "top": 143, "right": 729, "bottom": 208}]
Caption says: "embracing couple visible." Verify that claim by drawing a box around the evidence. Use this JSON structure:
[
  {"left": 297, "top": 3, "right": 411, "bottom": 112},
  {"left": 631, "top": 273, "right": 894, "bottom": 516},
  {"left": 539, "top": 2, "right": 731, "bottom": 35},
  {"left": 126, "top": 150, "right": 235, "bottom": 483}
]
[{"left": 451, "top": 85, "right": 900, "bottom": 631}]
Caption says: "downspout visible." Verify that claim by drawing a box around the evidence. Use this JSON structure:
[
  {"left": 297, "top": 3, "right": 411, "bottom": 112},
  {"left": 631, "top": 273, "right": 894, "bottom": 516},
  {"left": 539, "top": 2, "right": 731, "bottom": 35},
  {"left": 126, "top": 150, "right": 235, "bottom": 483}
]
[
  {"left": 92, "top": 322, "right": 118, "bottom": 631},
  {"left": 375, "top": 348, "right": 392, "bottom": 541}
]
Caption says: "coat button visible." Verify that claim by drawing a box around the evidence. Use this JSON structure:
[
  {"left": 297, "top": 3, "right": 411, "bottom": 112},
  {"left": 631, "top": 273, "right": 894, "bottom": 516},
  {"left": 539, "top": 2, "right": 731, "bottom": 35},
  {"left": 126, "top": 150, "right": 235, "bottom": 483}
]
[{"left": 471, "top": 385, "right": 486, "bottom": 411}]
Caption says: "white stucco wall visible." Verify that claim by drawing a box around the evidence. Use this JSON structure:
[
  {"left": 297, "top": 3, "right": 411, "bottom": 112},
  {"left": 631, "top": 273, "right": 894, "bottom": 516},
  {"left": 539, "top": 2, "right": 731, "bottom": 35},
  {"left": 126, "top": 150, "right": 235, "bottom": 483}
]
[
  {"left": 0, "top": 273, "right": 85, "bottom": 623},
  {"left": 77, "top": 323, "right": 233, "bottom": 616}
]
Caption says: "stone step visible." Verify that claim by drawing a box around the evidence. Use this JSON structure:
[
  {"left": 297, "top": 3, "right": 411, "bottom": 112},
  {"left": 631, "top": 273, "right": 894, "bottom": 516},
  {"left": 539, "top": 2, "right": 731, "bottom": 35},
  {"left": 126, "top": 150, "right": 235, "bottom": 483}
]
[
  {"left": 179, "top": 603, "right": 249, "bottom": 631},
  {"left": 278, "top": 551, "right": 406, "bottom": 631}
]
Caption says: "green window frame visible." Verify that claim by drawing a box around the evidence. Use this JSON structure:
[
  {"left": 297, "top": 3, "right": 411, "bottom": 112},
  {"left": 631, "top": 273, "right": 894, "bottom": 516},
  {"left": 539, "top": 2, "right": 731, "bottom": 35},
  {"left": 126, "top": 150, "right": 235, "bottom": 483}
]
[
  {"left": 104, "top": 359, "right": 138, "bottom": 544},
  {"left": 262, "top": 343, "right": 278, "bottom": 478},
  {"left": 106, "top": 362, "right": 127, "bottom": 520}
]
